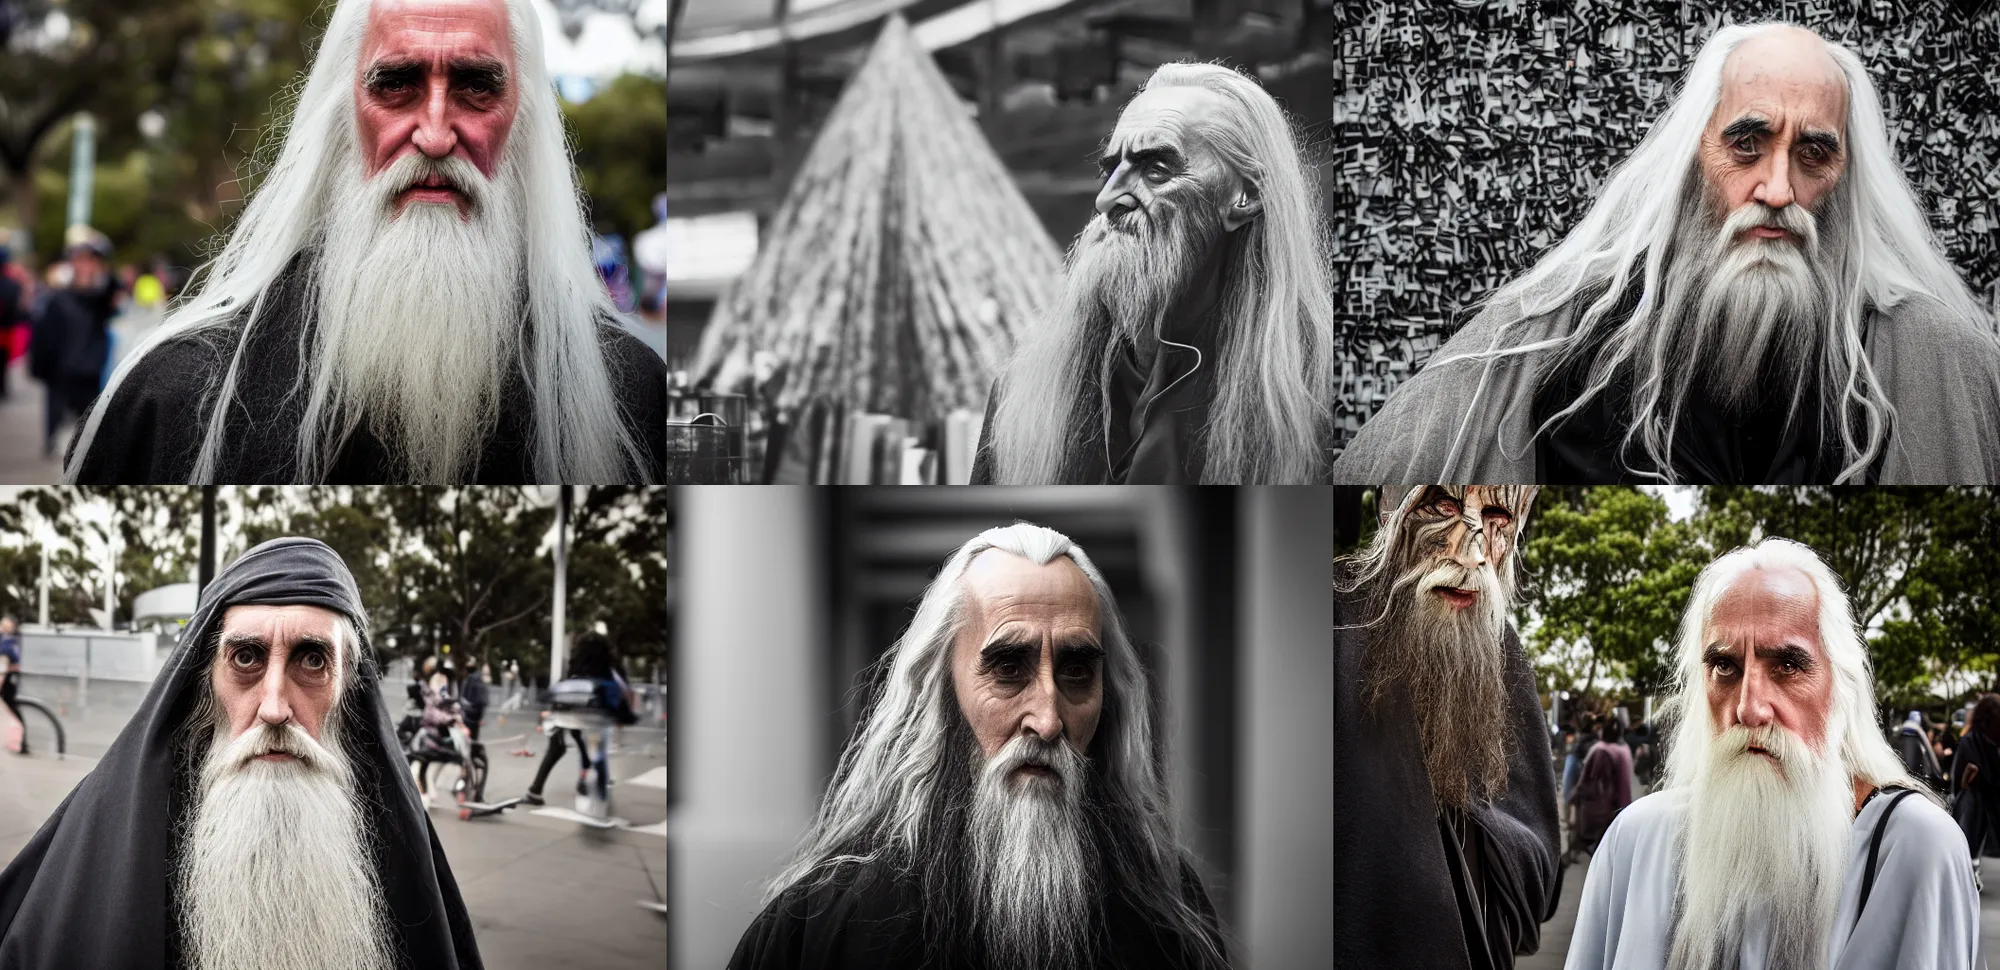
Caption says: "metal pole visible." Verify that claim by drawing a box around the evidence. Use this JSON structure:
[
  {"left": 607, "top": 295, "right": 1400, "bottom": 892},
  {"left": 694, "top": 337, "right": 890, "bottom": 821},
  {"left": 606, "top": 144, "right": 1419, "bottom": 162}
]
[
  {"left": 37, "top": 543, "right": 49, "bottom": 628},
  {"left": 198, "top": 487, "right": 217, "bottom": 593},
  {"left": 550, "top": 486, "right": 570, "bottom": 686},
  {"left": 66, "top": 114, "right": 97, "bottom": 232},
  {"left": 101, "top": 530, "right": 116, "bottom": 631}
]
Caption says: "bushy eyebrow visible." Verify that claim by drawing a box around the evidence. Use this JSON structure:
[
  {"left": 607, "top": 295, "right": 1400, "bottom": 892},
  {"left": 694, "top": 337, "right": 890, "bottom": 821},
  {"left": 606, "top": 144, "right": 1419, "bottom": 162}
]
[
  {"left": 1098, "top": 145, "right": 1187, "bottom": 174},
  {"left": 1795, "top": 128, "right": 1841, "bottom": 154},
  {"left": 362, "top": 56, "right": 509, "bottom": 93},
  {"left": 1720, "top": 115, "right": 1772, "bottom": 142}
]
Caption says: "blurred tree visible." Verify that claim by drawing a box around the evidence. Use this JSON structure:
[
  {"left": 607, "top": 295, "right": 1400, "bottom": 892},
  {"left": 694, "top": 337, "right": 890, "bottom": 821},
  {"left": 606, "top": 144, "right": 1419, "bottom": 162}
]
[
  {"left": 1518, "top": 487, "right": 1705, "bottom": 702},
  {"left": 563, "top": 73, "right": 667, "bottom": 244}
]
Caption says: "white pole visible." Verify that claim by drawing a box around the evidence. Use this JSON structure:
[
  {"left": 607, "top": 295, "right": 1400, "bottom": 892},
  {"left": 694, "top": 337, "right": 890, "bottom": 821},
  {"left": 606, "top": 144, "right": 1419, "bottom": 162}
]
[
  {"left": 37, "top": 543, "right": 49, "bottom": 628},
  {"left": 102, "top": 532, "right": 117, "bottom": 631},
  {"left": 550, "top": 486, "right": 569, "bottom": 686}
]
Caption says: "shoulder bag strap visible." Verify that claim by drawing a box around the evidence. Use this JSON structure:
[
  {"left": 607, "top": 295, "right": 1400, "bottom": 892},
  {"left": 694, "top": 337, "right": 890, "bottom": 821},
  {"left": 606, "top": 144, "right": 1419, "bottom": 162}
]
[{"left": 1855, "top": 787, "right": 1919, "bottom": 927}]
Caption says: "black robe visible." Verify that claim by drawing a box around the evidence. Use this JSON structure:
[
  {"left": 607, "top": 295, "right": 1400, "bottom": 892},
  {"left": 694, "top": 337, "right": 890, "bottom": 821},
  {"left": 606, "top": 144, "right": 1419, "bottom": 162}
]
[
  {"left": 729, "top": 858, "right": 1224, "bottom": 970},
  {"left": 1334, "top": 593, "right": 1562, "bottom": 970},
  {"left": 67, "top": 257, "right": 667, "bottom": 483},
  {"left": 0, "top": 537, "right": 482, "bottom": 970}
]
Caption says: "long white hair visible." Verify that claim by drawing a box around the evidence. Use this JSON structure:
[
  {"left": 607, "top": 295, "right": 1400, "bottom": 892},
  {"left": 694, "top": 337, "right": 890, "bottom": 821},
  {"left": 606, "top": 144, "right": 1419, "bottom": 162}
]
[
  {"left": 64, "top": 0, "right": 648, "bottom": 483},
  {"left": 1660, "top": 537, "right": 1916, "bottom": 794},
  {"left": 1437, "top": 22, "right": 1989, "bottom": 483},
  {"left": 766, "top": 522, "right": 1223, "bottom": 964},
  {"left": 988, "top": 62, "right": 1337, "bottom": 484}
]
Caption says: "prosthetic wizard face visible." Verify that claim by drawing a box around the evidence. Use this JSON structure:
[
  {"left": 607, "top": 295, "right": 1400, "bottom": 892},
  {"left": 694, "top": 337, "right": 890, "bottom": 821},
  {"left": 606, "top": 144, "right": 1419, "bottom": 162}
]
[
  {"left": 950, "top": 550, "right": 1105, "bottom": 773},
  {"left": 1391, "top": 485, "right": 1536, "bottom": 612},
  {"left": 1696, "top": 28, "right": 1848, "bottom": 243},
  {"left": 209, "top": 603, "right": 347, "bottom": 745},
  {"left": 355, "top": 0, "right": 520, "bottom": 214},
  {"left": 1700, "top": 565, "right": 1835, "bottom": 758}
]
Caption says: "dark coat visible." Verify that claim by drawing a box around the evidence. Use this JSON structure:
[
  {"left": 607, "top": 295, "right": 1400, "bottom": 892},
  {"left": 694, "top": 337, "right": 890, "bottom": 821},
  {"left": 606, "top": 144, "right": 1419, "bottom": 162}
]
[
  {"left": 67, "top": 257, "right": 667, "bottom": 483},
  {"left": 28, "top": 285, "right": 114, "bottom": 385},
  {"left": 1334, "top": 593, "right": 1563, "bottom": 970},
  {"left": 0, "top": 537, "right": 482, "bottom": 970}
]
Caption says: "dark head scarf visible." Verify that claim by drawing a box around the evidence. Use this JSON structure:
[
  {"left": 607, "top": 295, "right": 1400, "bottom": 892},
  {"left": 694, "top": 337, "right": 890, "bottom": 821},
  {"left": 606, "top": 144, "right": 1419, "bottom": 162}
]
[{"left": 0, "top": 537, "right": 482, "bottom": 969}]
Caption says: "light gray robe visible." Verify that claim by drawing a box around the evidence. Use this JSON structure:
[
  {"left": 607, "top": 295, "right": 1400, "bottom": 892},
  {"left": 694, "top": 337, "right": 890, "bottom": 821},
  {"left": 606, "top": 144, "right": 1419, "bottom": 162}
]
[
  {"left": 1332, "top": 293, "right": 2000, "bottom": 484},
  {"left": 1565, "top": 787, "right": 1981, "bottom": 970}
]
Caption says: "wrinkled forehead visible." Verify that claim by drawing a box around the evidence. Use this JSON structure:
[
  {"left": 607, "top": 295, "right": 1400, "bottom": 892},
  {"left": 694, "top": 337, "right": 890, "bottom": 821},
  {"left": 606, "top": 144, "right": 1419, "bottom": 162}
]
[
  {"left": 1106, "top": 86, "right": 1230, "bottom": 163},
  {"left": 362, "top": 0, "right": 515, "bottom": 66},
  {"left": 1710, "top": 29, "right": 1848, "bottom": 135},
  {"left": 959, "top": 549, "right": 1102, "bottom": 632},
  {"left": 1392, "top": 485, "right": 1538, "bottom": 521},
  {"left": 216, "top": 603, "right": 348, "bottom": 655},
  {"left": 1705, "top": 565, "right": 1823, "bottom": 651}
]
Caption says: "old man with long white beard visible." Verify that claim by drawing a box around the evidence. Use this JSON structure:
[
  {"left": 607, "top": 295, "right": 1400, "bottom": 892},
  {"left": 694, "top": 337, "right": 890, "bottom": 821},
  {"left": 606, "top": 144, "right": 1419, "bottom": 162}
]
[
  {"left": 731, "top": 523, "right": 1227, "bottom": 970},
  {"left": 971, "top": 63, "right": 1340, "bottom": 484},
  {"left": 65, "top": 0, "right": 665, "bottom": 484},
  {"left": 0, "top": 537, "right": 480, "bottom": 969},
  {"left": 1335, "top": 22, "right": 2000, "bottom": 484},
  {"left": 1565, "top": 538, "right": 1977, "bottom": 970}
]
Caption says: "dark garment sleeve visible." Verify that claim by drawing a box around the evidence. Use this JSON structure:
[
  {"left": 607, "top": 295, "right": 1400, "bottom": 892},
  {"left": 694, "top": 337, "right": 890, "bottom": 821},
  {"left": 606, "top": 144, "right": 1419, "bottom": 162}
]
[
  {"left": 599, "top": 323, "right": 668, "bottom": 482},
  {"left": 1466, "top": 625, "right": 1564, "bottom": 957},
  {"left": 969, "top": 378, "right": 1001, "bottom": 484},
  {"left": 728, "top": 870, "right": 924, "bottom": 970},
  {"left": 67, "top": 335, "right": 220, "bottom": 483}
]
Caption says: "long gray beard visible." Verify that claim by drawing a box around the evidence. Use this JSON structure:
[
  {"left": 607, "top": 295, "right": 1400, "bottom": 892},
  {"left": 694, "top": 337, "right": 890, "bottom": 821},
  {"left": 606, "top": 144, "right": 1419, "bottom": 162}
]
[
  {"left": 1656, "top": 181, "right": 1844, "bottom": 416},
  {"left": 967, "top": 733, "right": 1098, "bottom": 970},
  {"left": 1667, "top": 724, "right": 1852, "bottom": 970},
  {"left": 311, "top": 149, "right": 527, "bottom": 481},
  {"left": 1363, "top": 555, "right": 1515, "bottom": 810},
  {"left": 1056, "top": 198, "right": 1222, "bottom": 347},
  {"left": 178, "top": 714, "right": 392, "bottom": 970}
]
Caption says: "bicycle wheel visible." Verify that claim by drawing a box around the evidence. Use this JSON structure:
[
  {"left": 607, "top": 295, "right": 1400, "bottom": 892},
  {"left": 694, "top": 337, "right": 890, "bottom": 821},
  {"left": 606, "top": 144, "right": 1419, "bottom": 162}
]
[{"left": 14, "top": 698, "right": 65, "bottom": 757}]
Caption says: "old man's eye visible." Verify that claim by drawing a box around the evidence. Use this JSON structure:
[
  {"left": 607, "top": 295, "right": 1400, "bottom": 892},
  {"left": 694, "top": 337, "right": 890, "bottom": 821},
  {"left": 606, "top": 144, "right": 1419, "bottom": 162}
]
[
  {"left": 231, "top": 647, "right": 260, "bottom": 667},
  {"left": 300, "top": 650, "right": 328, "bottom": 671}
]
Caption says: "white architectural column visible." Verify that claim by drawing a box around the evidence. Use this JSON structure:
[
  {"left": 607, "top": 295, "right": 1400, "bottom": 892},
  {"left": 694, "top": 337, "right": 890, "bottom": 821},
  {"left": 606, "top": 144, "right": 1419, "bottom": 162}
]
[
  {"left": 1238, "top": 487, "right": 1335, "bottom": 968},
  {"left": 672, "top": 487, "right": 828, "bottom": 969}
]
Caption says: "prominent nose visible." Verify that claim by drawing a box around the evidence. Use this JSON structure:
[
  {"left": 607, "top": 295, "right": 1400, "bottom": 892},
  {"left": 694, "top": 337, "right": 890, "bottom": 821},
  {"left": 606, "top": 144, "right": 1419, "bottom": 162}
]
[
  {"left": 1733, "top": 663, "right": 1776, "bottom": 731},
  {"left": 1754, "top": 148, "right": 1795, "bottom": 209},
  {"left": 255, "top": 662, "right": 295, "bottom": 727},
  {"left": 1443, "top": 520, "right": 1482, "bottom": 571},
  {"left": 411, "top": 75, "right": 459, "bottom": 159},
  {"left": 1095, "top": 162, "right": 1138, "bottom": 219},
  {"left": 1019, "top": 651, "right": 1063, "bottom": 743}
]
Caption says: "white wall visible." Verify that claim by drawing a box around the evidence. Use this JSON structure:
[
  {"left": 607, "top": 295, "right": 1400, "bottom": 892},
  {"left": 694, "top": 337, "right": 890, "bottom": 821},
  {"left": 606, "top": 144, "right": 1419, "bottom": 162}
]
[
  {"left": 17, "top": 631, "right": 162, "bottom": 682},
  {"left": 1238, "top": 488, "right": 1335, "bottom": 967},
  {"left": 671, "top": 487, "right": 828, "bottom": 969}
]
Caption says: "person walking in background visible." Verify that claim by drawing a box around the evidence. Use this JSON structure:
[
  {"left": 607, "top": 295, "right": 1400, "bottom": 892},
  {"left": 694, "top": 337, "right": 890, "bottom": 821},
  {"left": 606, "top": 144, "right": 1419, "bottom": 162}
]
[
  {"left": 0, "top": 615, "right": 24, "bottom": 755},
  {"left": 1897, "top": 709, "right": 1947, "bottom": 793},
  {"left": 460, "top": 660, "right": 490, "bottom": 742},
  {"left": 0, "top": 244, "right": 29, "bottom": 400},
  {"left": 1951, "top": 694, "right": 2000, "bottom": 889},
  {"left": 524, "top": 633, "right": 635, "bottom": 808},
  {"left": 1567, "top": 719, "right": 1634, "bottom": 865},
  {"left": 30, "top": 231, "right": 117, "bottom": 459},
  {"left": 1563, "top": 713, "right": 1601, "bottom": 805}
]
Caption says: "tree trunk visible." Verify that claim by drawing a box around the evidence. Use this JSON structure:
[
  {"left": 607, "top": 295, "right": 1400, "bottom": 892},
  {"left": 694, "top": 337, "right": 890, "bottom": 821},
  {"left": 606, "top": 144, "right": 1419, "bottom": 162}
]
[{"left": 7, "top": 165, "right": 37, "bottom": 257}]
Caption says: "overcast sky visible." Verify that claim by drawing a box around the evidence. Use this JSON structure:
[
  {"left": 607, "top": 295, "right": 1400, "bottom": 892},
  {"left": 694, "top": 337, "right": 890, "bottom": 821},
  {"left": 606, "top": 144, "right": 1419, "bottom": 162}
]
[{"left": 537, "top": 0, "right": 668, "bottom": 79}]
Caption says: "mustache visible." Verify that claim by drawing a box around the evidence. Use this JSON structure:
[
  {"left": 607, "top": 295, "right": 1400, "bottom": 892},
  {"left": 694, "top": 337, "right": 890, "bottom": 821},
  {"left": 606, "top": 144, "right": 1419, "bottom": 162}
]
[
  {"left": 982, "top": 733, "right": 1090, "bottom": 788},
  {"left": 209, "top": 720, "right": 340, "bottom": 775},
  {"left": 1710, "top": 722, "right": 1816, "bottom": 777},
  {"left": 1715, "top": 200, "right": 1820, "bottom": 255},
  {"left": 371, "top": 152, "right": 490, "bottom": 210}
]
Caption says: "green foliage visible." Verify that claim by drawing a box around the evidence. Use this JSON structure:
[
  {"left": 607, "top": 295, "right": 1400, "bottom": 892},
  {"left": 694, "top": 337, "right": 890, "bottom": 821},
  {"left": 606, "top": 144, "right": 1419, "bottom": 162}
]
[
  {"left": 562, "top": 73, "right": 667, "bottom": 242},
  {"left": 1520, "top": 487, "right": 2000, "bottom": 715},
  {"left": 0, "top": 486, "right": 665, "bottom": 684}
]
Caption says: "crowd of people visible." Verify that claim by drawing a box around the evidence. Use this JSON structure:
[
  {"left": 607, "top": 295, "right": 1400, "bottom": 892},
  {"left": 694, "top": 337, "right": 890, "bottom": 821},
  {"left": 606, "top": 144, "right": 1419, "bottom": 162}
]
[{"left": 0, "top": 228, "right": 189, "bottom": 460}]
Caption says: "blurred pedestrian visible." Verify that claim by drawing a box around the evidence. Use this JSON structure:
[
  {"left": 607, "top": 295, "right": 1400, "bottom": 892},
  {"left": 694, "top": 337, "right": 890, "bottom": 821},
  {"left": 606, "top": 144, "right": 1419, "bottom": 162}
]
[
  {"left": 0, "top": 615, "right": 23, "bottom": 755},
  {"left": 1896, "top": 709, "right": 1946, "bottom": 793},
  {"left": 0, "top": 244, "right": 29, "bottom": 399},
  {"left": 460, "top": 659, "right": 490, "bottom": 741},
  {"left": 1563, "top": 713, "right": 1601, "bottom": 803},
  {"left": 524, "top": 633, "right": 635, "bottom": 808},
  {"left": 1951, "top": 694, "right": 2000, "bottom": 889},
  {"left": 1567, "top": 718, "right": 1634, "bottom": 864},
  {"left": 29, "top": 231, "right": 116, "bottom": 459}
]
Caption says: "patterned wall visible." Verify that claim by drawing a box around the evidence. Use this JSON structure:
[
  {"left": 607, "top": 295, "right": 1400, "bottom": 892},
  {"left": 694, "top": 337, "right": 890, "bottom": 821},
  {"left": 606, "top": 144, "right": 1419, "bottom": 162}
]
[{"left": 1324, "top": 0, "right": 2000, "bottom": 445}]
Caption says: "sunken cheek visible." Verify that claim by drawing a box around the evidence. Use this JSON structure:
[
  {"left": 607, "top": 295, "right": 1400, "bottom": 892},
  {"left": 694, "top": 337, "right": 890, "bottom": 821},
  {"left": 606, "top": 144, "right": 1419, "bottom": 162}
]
[{"left": 356, "top": 87, "right": 515, "bottom": 178}]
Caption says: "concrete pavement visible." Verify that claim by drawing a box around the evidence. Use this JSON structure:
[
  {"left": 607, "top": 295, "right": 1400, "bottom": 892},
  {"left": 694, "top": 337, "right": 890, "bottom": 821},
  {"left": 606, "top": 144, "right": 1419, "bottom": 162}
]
[
  {"left": 0, "top": 357, "right": 63, "bottom": 484},
  {"left": 0, "top": 677, "right": 666, "bottom": 970}
]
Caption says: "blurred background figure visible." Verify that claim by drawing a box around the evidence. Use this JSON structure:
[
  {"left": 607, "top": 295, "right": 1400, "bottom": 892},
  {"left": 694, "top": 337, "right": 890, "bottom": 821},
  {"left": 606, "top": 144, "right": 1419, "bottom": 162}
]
[
  {"left": 671, "top": 486, "right": 1335, "bottom": 969},
  {"left": 1565, "top": 719, "right": 1632, "bottom": 867},
  {"left": 1951, "top": 694, "right": 2000, "bottom": 890},
  {"left": 0, "top": 239, "right": 30, "bottom": 400},
  {"left": 28, "top": 228, "right": 116, "bottom": 460}
]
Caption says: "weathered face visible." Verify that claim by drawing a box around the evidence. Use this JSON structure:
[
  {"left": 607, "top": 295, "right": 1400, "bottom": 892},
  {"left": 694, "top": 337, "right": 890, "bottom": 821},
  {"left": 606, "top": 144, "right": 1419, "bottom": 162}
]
[
  {"left": 1698, "top": 28, "right": 1848, "bottom": 233},
  {"left": 1701, "top": 566, "right": 1834, "bottom": 756},
  {"left": 951, "top": 551, "right": 1105, "bottom": 769},
  {"left": 1395, "top": 485, "right": 1536, "bottom": 612},
  {"left": 1094, "top": 85, "right": 1256, "bottom": 237},
  {"left": 355, "top": 0, "right": 519, "bottom": 209},
  {"left": 209, "top": 604, "right": 347, "bottom": 748}
]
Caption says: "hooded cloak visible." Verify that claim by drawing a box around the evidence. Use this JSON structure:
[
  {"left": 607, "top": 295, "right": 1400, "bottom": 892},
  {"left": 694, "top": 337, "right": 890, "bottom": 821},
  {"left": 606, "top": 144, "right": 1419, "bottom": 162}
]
[{"left": 0, "top": 537, "right": 482, "bottom": 970}]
